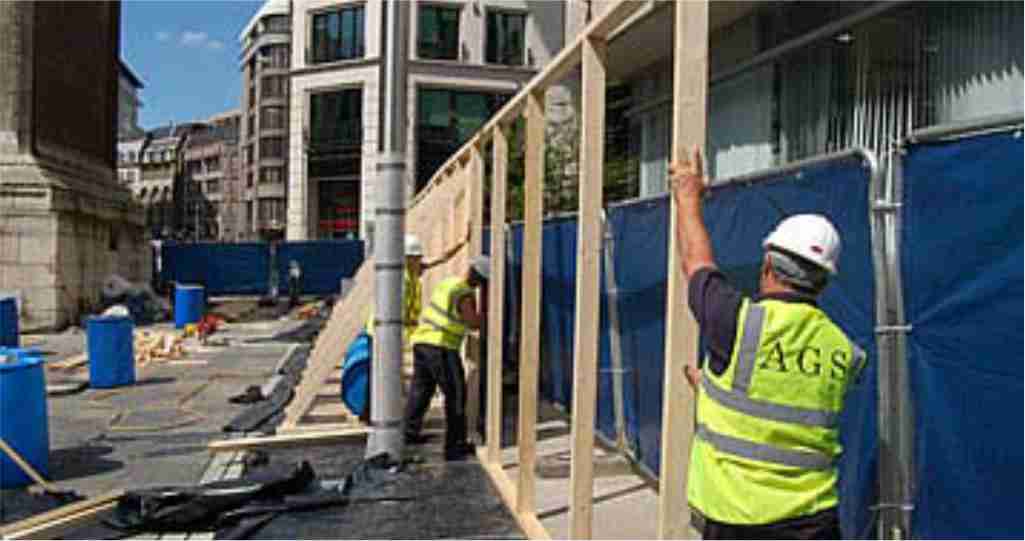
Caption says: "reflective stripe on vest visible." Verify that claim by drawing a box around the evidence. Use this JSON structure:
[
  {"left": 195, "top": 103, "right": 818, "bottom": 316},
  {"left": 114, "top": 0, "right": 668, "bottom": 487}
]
[
  {"left": 695, "top": 424, "right": 834, "bottom": 470},
  {"left": 410, "top": 277, "right": 472, "bottom": 350},
  {"left": 366, "top": 268, "right": 422, "bottom": 338}
]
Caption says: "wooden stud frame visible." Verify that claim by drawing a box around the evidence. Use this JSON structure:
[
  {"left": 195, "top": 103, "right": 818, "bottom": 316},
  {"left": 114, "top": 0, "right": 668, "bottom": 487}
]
[
  {"left": 658, "top": 2, "right": 708, "bottom": 538},
  {"left": 486, "top": 125, "right": 509, "bottom": 465},
  {"left": 568, "top": 34, "right": 607, "bottom": 539}
]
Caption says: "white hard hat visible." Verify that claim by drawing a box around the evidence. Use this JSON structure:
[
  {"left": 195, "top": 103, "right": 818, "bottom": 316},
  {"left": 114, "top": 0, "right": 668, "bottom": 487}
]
[
  {"left": 405, "top": 234, "right": 424, "bottom": 257},
  {"left": 762, "top": 214, "right": 841, "bottom": 274},
  {"left": 470, "top": 255, "right": 490, "bottom": 281}
]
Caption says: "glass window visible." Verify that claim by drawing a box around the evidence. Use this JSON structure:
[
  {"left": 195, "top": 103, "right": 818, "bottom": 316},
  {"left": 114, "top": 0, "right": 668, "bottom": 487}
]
[
  {"left": 318, "top": 181, "right": 360, "bottom": 239},
  {"left": 208, "top": 179, "right": 221, "bottom": 193},
  {"left": 486, "top": 11, "right": 526, "bottom": 66},
  {"left": 260, "top": 137, "right": 284, "bottom": 158},
  {"left": 309, "top": 89, "right": 362, "bottom": 147},
  {"left": 311, "top": 5, "right": 365, "bottom": 64},
  {"left": 261, "top": 106, "right": 286, "bottom": 130},
  {"left": 260, "top": 167, "right": 285, "bottom": 184},
  {"left": 309, "top": 89, "right": 363, "bottom": 179},
  {"left": 416, "top": 89, "right": 510, "bottom": 190},
  {"left": 263, "top": 44, "right": 289, "bottom": 69},
  {"left": 418, "top": 5, "right": 460, "bottom": 60},
  {"left": 264, "top": 14, "right": 290, "bottom": 34},
  {"left": 261, "top": 76, "right": 287, "bottom": 98}
]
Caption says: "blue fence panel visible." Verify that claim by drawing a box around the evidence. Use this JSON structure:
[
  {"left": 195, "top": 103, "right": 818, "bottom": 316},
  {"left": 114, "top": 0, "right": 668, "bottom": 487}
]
[
  {"left": 606, "top": 197, "right": 670, "bottom": 473},
  {"left": 276, "top": 240, "right": 365, "bottom": 295},
  {"left": 901, "top": 129, "right": 1024, "bottom": 540},
  {"left": 161, "top": 242, "right": 270, "bottom": 296}
]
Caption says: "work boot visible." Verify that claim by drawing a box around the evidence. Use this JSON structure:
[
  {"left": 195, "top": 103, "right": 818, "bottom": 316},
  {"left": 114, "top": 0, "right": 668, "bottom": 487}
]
[
  {"left": 444, "top": 441, "right": 475, "bottom": 461},
  {"left": 404, "top": 433, "right": 431, "bottom": 445}
]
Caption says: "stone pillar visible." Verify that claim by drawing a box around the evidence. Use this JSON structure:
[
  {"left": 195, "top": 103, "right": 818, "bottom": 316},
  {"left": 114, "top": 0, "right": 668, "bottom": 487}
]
[
  {"left": 0, "top": 1, "right": 32, "bottom": 155},
  {"left": 0, "top": 1, "right": 150, "bottom": 331}
]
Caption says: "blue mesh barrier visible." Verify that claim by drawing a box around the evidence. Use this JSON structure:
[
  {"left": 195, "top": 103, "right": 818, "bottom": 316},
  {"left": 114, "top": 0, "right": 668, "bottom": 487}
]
[
  {"left": 276, "top": 240, "right": 365, "bottom": 295},
  {"left": 160, "top": 242, "right": 270, "bottom": 296},
  {"left": 901, "top": 129, "right": 1023, "bottom": 539}
]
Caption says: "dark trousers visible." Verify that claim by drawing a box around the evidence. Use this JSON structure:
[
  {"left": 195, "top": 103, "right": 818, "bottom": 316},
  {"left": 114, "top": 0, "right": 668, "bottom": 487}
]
[
  {"left": 404, "top": 343, "right": 467, "bottom": 452},
  {"left": 699, "top": 507, "right": 842, "bottom": 540},
  {"left": 288, "top": 276, "right": 300, "bottom": 306}
]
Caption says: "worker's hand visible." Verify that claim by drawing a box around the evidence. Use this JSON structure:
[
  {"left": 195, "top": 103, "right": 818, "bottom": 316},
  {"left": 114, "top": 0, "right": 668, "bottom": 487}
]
[
  {"left": 669, "top": 147, "right": 707, "bottom": 206},
  {"left": 685, "top": 364, "right": 701, "bottom": 389}
]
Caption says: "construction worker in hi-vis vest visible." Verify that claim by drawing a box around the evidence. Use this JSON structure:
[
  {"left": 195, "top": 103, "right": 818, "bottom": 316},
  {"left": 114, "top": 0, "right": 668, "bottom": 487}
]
[
  {"left": 669, "top": 149, "right": 867, "bottom": 540},
  {"left": 404, "top": 255, "right": 489, "bottom": 461},
  {"left": 361, "top": 234, "right": 462, "bottom": 424}
]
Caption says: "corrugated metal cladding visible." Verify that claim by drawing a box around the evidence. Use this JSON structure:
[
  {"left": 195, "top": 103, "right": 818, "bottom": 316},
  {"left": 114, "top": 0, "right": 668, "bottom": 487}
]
[{"left": 631, "top": 2, "right": 1023, "bottom": 194}]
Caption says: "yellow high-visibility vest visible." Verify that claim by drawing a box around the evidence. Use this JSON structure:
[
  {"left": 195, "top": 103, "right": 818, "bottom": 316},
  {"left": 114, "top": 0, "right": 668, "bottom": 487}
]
[
  {"left": 366, "top": 267, "right": 422, "bottom": 340},
  {"left": 687, "top": 298, "right": 866, "bottom": 525},
  {"left": 409, "top": 276, "right": 474, "bottom": 351}
]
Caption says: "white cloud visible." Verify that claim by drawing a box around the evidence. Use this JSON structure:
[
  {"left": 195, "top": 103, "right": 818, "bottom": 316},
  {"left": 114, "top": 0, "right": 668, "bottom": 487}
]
[
  {"left": 207, "top": 40, "right": 225, "bottom": 51},
  {"left": 180, "top": 31, "right": 209, "bottom": 47},
  {"left": 155, "top": 31, "right": 170, "bottom": 42}
]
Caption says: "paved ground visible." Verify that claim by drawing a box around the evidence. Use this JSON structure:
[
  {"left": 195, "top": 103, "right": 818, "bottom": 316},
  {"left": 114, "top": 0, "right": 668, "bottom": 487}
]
[
  {"left": 1, "top": 316, "right": 292, "bottom": 527},
  {"left": 0, "top": 299, "right": 525, "bottom": 540}
]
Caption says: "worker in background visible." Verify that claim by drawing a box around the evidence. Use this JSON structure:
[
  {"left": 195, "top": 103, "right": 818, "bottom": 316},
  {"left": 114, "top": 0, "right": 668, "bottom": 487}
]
[
  {"left": 360, "top": 233, "right": 466, "bottom": 423},
  {"left": 287, "top": 260, "right": 302, "bottom": 307},
  {"left": 404, "top": 255, "right": 489, "bottom": 461},
  {"left": 669, "top": 148, "right": 866, "bottom": 539}
]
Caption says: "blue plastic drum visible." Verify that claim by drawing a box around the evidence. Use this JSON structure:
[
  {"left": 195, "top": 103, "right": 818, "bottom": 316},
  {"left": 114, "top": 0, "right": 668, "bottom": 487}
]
[
  {"left": 0, "top": 296, "right": 18, "bottom": 347},
  {"left": 340, "top": 332, "right": 372, "bottom": 416},
  {"left": 0, "top": 349, "right": 49, "bottom": 488},
  {"left": 174, "top": 284, "right": 205, "bottom": 329},
  {"left": 86, "top": 316, "right": 135, "bottom": 388}
]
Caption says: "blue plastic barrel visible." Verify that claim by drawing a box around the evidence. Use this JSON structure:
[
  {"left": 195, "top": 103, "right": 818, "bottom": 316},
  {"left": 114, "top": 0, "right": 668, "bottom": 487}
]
[
  {"left": 174, "top": 284, "right": 205, "bottom": 329},
  {"left": 340, "top": 332, "right": 371, "bottom": 416},
  {"left": 86, "top": 316, "right": 135, "bottom": 388},
  {"left": 0, "top": 296, "right": 18, "bottom": 347},
  {"left": 0, "top": 350, "right": 49, "bottom": 488}
]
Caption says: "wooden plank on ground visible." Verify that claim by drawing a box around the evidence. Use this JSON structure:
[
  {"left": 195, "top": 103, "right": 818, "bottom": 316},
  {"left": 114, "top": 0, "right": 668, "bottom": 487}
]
[
  {"left": 476, "top": 448, "right": 552, "bottom": 540},
  {"left": 657, "top": 2, "right": 708, "bottom": 539},
  {"left": 0, "top": 490, "right": 124, "bottom": 540},
  {"left": 516, "top": 89, "right": 545, "bottom": 516},
  {"left": 568, "top": 34, "right": 607, "bottom": 540},
  {"left": 486, "top": 124, "right": 509, "bottom": 465},
  {"left": 207, "top": 427, "right": 368, "bottom": 452}
]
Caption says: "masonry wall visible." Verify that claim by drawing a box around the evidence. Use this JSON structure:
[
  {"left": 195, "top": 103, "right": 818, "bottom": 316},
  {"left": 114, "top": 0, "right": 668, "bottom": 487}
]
[{"left": 0, "top": 1, "right": 150, "bottom": 331}]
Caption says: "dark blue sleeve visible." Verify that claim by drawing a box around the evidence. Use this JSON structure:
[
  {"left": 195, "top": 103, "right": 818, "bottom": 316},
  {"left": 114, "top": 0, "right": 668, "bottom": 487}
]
[{"left": 687, "top": 267, "right": 745, "bottom": 376}]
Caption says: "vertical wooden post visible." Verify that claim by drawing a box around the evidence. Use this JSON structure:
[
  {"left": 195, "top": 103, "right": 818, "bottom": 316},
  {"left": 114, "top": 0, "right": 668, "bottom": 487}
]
[
  {"left": 487, "top": 126, "right": 508, "bottom": 465},
  {"left": 517, "top": 90, "right": 545, "bottom": 515},
  {"left": 569, "top": 35, "right": 607, "bottom": 540},
  {"left": 466, "top": 146, "right": 484, "bottom": 442},
  {"left": 657, "top": 2, "right": 708, "bottom": 539}
]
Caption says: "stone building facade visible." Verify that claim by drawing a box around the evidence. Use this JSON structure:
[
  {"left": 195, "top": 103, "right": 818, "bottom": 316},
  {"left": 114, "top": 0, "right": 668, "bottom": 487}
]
[
  {"left": 0, "top": 1, "right": 150, "bottom": 330},
  {"left": 285, "top": 0, "right": 567, "bottom": 241}
]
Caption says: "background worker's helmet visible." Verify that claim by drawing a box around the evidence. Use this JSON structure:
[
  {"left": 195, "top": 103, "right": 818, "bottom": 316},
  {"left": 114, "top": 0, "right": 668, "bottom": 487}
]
[
  {"left": 405, "top": 234, "right": 424, "bottom": 257},
  {"left": 470, "top": 255, "right": 490, "bottom": 281},
  {"left": 762, "top": 214, "right": 841, "bottom": 274}
]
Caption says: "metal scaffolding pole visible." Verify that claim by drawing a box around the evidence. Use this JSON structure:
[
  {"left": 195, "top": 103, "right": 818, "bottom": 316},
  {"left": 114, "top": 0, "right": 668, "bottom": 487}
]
[{"left": 366, "top": 0, "right": 408, "bottom": 461}]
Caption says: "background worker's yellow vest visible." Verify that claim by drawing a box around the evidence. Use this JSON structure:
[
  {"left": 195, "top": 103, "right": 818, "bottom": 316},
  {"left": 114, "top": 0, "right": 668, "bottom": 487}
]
[
  {"left": 366, "top": 268, "right": 422, "bottom": 340},
  {"left": 409, "top": 277, "right": 473, "bottom": 351},
  {"left": 687, "top": 298, "right": 865, "bottom": 525}
]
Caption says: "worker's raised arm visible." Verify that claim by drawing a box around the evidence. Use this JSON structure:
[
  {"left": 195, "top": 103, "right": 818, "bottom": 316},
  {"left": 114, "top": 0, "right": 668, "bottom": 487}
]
[
  {"left": 669, "top": 147, "right": 716, "bottom": 280},
  {"left": 422, "top": 230, "right": 469, "bottom": 270},
  {"left": 457, "top": 294, "right": 482, "bottom": 330}
]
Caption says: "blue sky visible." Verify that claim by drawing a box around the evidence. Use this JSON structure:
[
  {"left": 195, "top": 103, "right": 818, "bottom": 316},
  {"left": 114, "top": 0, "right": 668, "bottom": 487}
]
[{"left": 121, "top": 0, "right": 263, "bottom": 129}]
